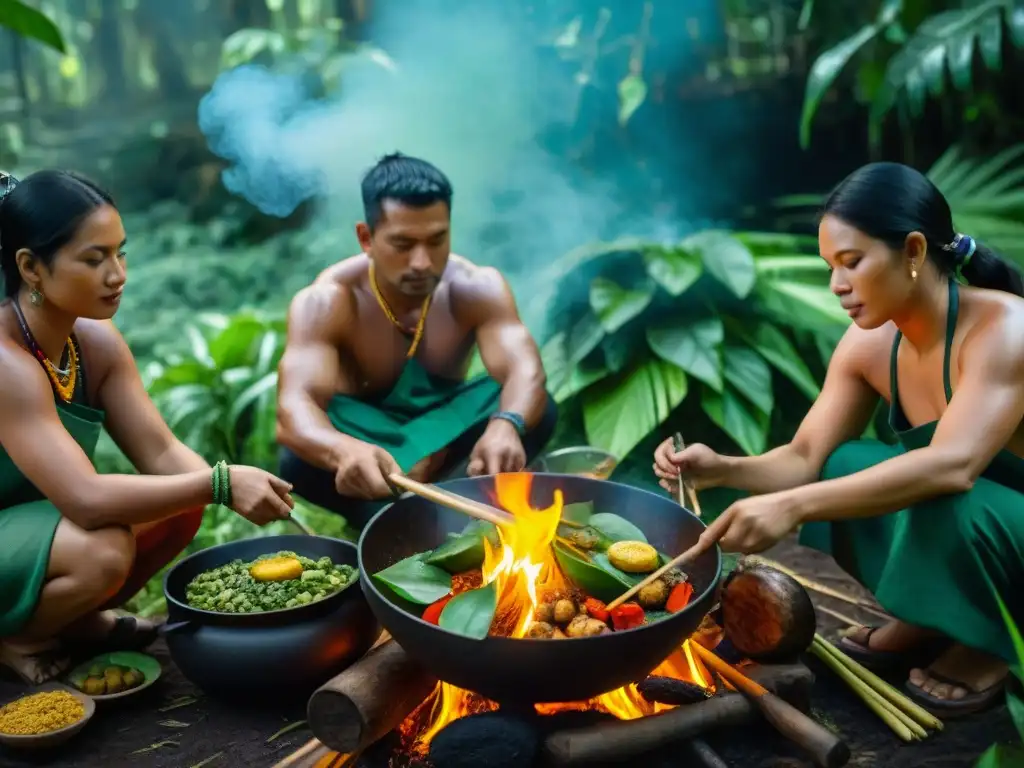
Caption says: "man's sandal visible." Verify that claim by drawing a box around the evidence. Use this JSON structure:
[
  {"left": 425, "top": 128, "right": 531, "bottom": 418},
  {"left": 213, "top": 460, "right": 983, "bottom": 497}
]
[{"left": 904, "top": 672, "right": 1007, "bottom": 718}]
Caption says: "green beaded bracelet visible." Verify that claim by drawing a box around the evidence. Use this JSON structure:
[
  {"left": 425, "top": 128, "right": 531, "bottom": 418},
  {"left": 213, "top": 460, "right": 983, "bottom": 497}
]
[{"left": 212, "top": 460, "right": 230, "bottom": 506}]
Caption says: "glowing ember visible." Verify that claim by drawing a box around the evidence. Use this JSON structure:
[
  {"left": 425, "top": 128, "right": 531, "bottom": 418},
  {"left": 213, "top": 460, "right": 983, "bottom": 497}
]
[{"left": 397, "top": 473, "right": 716, "bottom": 754}]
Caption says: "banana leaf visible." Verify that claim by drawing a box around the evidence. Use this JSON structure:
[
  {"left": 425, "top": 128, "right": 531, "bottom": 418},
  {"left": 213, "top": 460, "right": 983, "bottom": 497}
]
[
  {"left": 438, "top": 581, "right": 498, "bottom": 640},
  {"left": 373, "top": 554, "right": 452, "bottom": 605}
]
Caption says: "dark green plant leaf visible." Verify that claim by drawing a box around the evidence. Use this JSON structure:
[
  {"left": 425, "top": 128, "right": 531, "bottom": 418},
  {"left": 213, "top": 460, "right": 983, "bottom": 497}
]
[
  {"left": 567, "top": 311, "right": 606, "bottom": 363},
  {"left": 701, "top": 383, "right": 770, "bottom": 456},
  {"left": 683, "top": 231, "right": 756, "bottom": 299},
  {"left": 588, "top": 512, "right": 648, "bottom": 544},
  {"left": 581, "top": 357, "right": 688, "bottom": 459},
  {"left": 439, "top": 581, "right": 498, "bottom": 640},
  {"left": 592, "top": 552, "right": 646, "bottom": 588},
  {"left": 798, "top": 0, "right": 903, "bottom": 148},
  {"left": 553, "top": 542, "right": 634, "bottom": 602},
  {"left": 647, "top": 318, "right": 724, "bottom": 391},
  {"left": 0, "top": 0, "right": 66, "bottom": 53},
  {"left": 562, "top": 502, "right": 595, "bottom": 525},
  {"left": 553, "top": 361, "right": 608, "bottom": 404},
  {"left": 425, "top": 529, "right": 490, "bottom": 573},
  {"left": 738, "top": 322, "right": 821, "bottom": 400},
  {"left": 373, "top": 555, "right": 452, "bottom": 605},
  {"left": 589, "top": 277, "right": 655, "bottom": 334},
  {"left": 643, "top": 245, "right": 703, "bottom": 296},
  {"left": 723, "top": 346, "right": 774, "bottom": 417},
  {"left": 602, "top": 332, "right": 636, "bottom": 374},
  {"left": 869, "top": 1, "right": 1014, "bottom": 147},
  {"left": 975, "top": 743, "right": 1024, "bottom": 768}
]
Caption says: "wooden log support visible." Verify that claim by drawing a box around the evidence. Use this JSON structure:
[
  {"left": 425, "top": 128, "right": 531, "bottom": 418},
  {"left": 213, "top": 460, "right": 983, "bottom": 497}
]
[
  {"left": 307, "top": 639, "right": 438, "bottom": 754},
  {"left": 542, "top": 663, "right": 814, "bottom": 767}
]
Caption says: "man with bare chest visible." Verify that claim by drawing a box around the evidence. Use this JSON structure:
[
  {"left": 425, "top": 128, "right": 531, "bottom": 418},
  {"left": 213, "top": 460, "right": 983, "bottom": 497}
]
[{"left": 275, "top": 153, "right": 556, "bottom": 527}]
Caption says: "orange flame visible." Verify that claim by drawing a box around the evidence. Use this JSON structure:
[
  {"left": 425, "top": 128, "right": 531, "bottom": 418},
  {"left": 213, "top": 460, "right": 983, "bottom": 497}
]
[{"left": 405, "top": 473, "right": 714, "bottom": 753}]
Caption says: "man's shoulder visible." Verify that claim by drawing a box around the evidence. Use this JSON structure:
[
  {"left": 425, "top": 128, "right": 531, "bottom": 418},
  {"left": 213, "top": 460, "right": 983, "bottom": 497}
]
[{"left": 446, "top": 256, "right": 508, "bottom": 301}]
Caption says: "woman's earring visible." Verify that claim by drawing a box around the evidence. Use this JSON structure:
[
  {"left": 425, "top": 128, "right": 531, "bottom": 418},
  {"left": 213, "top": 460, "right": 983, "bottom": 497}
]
[
  {"left": 911, "top": 268, "right": 918, "bottom": 281},
  {"left": 29, "top": 287, "right": 43, "bottom": 306}
]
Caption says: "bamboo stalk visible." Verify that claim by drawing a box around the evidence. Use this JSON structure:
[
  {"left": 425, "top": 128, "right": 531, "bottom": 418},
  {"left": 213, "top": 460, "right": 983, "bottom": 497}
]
[
  {"left": 809, "top": 638, "right": 922, "bottom": 741},
  {"left": 815, "top": 604, "right": 861, "bottom": 627},
  {"left": 672, "top": 433, "right": 703, "bottom": 517},
  {"left": 272, "top": 738, "right": 322, "bottom": 768},
  {"left": 745, "top": 556, "right": 891, "bottom": 620},
  {"left": 812, "top": 633, "right": 943, "bottom": 732}
]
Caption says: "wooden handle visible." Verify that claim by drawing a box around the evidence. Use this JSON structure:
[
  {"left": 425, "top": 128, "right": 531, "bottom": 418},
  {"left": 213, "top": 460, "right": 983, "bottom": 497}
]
[
  {"left": 387, "top": 473, "right": 514, "bottom": 527},
  {"left": 692, "top": 644, "right": 849, "bottom": 768},
  {"left": 672, "top": 432, "right": 702, "bottom": 517},
  {"left": 606, "top": 540, "right": 705, "bottom": 611}
]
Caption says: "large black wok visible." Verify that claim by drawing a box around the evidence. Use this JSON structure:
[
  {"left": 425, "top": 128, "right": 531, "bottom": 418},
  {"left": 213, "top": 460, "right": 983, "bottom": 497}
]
[
  {"left": 358, "top": 473, "right": 721, "bottom": 705},
  {"left": 163, "top": 534, "right": 382, "bottom": 703}
]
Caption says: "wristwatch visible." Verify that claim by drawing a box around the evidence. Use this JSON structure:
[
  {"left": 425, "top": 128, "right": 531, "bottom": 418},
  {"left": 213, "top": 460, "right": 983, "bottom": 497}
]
[{"left": 489, "top": 411, "right": 527, "bottom": 438}]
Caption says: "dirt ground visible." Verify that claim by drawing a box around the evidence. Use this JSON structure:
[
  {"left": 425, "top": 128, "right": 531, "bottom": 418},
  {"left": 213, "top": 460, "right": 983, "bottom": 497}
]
[{"left": 0, "top": 535, "right": 1017, "bottom": 768}]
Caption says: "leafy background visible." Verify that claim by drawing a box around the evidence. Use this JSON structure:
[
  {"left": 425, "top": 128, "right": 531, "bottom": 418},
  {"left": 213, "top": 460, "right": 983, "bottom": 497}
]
[{"left": 3, "top": 0, "right": 1024, "bottom": 762}]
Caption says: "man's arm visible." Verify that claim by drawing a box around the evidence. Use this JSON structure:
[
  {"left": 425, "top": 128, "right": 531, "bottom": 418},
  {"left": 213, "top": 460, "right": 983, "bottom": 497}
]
[
  {"left": 793, "top": 308, "right": 1024, "bottom": 522},
  {"left": 455, "top": 266, "right": 547, "bottom": 428},
  {"left": 276, "top": 285, "right": 361, "bottom": 471}
]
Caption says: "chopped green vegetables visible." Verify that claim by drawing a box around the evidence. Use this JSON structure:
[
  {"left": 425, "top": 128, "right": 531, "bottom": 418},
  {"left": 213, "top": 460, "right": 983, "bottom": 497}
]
[{"left": 185, "top": 551, "right": 356, "bottom": 613}]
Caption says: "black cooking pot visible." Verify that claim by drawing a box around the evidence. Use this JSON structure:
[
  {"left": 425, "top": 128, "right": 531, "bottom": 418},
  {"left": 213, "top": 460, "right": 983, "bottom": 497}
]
[
  {"left": 359, "top": 473, "right": 721, "bottom": 705},
  {"left": 163, "top": 534, "right": 382, "bottom": 703}
]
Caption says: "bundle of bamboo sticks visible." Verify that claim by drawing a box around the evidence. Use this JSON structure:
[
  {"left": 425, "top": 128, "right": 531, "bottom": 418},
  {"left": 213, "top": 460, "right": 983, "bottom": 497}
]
[{"left": 809, "top": 633, "right": 943, "bottom": 741}]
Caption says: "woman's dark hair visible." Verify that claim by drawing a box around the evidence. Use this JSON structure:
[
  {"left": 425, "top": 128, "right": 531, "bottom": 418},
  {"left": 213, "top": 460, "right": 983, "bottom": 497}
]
[
  {"left": 823, "top": 161, "right": 1024, "bottom": 298},
  {"left": 0, "top": 169, "right": 115, "bottom": 298}
]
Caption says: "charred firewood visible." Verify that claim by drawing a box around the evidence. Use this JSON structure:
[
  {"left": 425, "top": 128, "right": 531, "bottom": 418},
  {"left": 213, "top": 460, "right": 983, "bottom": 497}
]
[{"left": 637, "top": 676, "right": 712, "bottom": 705}]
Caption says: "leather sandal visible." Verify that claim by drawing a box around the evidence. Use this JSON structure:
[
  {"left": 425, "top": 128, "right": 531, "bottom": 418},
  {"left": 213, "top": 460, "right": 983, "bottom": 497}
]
[
  {"left": 838, "top": 625, "right": 948, "bottom": 672},
  {"left": 904, "top": 671, "right": 1007, "bottom": 718}
]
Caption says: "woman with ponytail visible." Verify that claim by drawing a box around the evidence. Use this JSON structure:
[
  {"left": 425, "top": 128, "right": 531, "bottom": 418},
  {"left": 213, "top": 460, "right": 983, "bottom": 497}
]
[{"left": 653, "top": 161, "right": 1024, "bottom": 716}]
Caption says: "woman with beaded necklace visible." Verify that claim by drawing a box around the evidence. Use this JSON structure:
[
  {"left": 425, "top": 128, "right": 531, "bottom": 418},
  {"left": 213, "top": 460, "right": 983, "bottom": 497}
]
[
  {"left": 0, "top": 170, "right": 295, "bottom": 684},
  {"left": 655, "top": 162, "right": 1024, "bottom": 717}
]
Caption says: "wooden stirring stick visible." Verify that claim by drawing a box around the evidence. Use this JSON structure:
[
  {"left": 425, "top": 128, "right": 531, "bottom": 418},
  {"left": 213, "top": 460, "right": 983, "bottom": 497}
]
[
  {"left": 387, "top": 473, "right": 515, "bottom": 528},
  {"left": 672, "top": 432, "right": 702, "bottom": 517},
  {"left": 691, "top": 643, "right": 850, "bottom": 768},
  {"left": 606, "top": 539, "right": 706, "bottom": 611}
]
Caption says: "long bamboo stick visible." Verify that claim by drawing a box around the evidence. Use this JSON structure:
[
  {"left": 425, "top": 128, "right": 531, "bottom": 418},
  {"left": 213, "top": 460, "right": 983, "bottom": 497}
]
[
  {"left": 812, "top": 633, "right": 943, "bottom": 732},
  {"left": 388, "top": 474, "right": 515, "bottom": 527},
  {"left": 809, "top": 638, "right": 922, "bottom": 741}
]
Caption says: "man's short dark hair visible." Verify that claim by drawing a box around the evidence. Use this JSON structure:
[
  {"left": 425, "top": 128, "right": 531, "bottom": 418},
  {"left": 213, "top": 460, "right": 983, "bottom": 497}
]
[{"left": 360, "top": 152, "right": 453, "bottom": 231}]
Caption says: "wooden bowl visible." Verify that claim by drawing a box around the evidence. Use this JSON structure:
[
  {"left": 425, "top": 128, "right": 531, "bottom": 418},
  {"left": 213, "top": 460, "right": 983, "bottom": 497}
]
[
  {"left": 65, "top": 651, "right": 162, "bottom": 701},
  {"left": 0, "top": 682, "right": 95, "bottom": 751}
]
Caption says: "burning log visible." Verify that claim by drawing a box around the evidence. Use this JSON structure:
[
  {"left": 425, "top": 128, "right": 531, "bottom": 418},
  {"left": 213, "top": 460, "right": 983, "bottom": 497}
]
[
  {"left": 307, "top": 640, "right": 438, "bottom": 753},
  {"left": 637, "top": 676, "right": 711, "bottom": 705},
  {"left": 542, "top": 663, "right": 814, "bottom": 766},
  {"left": 680, "top": 738, "right": 730, "bottom": 768}
]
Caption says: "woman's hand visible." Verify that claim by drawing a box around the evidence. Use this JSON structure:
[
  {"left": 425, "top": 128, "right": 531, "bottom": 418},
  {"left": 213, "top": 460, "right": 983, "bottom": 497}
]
[
  {"left": 696, "top": 493, "right": 802, "bottom": 554},
  {"left": 227, "top": 466, "right": 295, "bottom": 526},
  {"left": 653, "top": 439, "right": 729, "bottom": 492}
]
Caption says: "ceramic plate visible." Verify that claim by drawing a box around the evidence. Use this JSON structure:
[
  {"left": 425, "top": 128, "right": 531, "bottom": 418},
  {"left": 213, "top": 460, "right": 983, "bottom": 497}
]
[
  {"left": 0, "top": 681, "right": 95, "bottom": 750},
  {"left": 65, "top": 651, "right": 162, "bottom": 701}
]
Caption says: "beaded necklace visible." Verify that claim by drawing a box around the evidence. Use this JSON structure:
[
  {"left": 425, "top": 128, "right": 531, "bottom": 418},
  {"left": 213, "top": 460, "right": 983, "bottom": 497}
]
[
  {"left": 10, "top": 298, "right": 79, "bottom": 403},
  {"left": 368, "top": 263, "right": 432, "bottom": 360}
]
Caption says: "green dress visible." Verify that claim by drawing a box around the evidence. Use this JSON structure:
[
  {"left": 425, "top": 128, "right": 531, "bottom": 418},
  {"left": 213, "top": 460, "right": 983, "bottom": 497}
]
[
  {"left": 326, "top": 357, "right": 501, "bottom": 473},
  {"left": 800, "top": 279, "right": 1024, "bottom": 664},
  {"left": 0, "top": 390, "right": 104, "bottom": 637}
]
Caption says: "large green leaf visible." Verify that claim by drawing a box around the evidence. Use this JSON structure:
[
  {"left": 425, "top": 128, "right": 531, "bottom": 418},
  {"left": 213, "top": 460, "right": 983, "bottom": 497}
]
[
  {"left": 736, "top": 321, "right": 821, "bottom": 400},
  {"left": 588, "top": 513, "right": 648, "bottom": 544},
  {"left": 553, "top": 362, "right": 608, "bottom": 404},
  {"left": 0, "top": 0, "right": 66, "bottom": 53},
  {"left": 756, "top": 275, "right": 851, "bottom": 329},
  {"left": 701, "top": 383, "right": 770, "bottom": 456},
  {"left": 589, "top": 277, "right": 655, "bottom": 334},
  {"left": 373, "top": 555, "right": 452, "bottom": 605},
  {"left": 553, "top": 542, "right": 633, "bottom": 602},
  {"left": 647, "top": 317, "right": 724, "bottom": 391},
  {"left": 683, "top": 231, "right": 757, "bottom": 299},
  {"left": 439, "top": 581, "right": 498, "bottom": 640},
  {"left": 975, "top": 744, "right": 1024, "bottom": 768},
  {"left": 644, "top": 245, "right": 703, "bottom": 296},
  {"left": 799, "top": 0, "right": 903, "bottom": 148},
  {"left": 869, "top": 1, "right": 1019, "bottom": 146},
  {"left": 722, "top": 346, "right": 774, "bottom": 417},
  {"left": 581, "top": 357, "right": 688, "bottom": 459}
]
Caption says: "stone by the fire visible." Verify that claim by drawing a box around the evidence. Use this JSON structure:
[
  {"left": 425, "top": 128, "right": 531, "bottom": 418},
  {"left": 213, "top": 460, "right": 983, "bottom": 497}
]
[{"left": 427, "top": 711, "right": 538, "bottom": 768}]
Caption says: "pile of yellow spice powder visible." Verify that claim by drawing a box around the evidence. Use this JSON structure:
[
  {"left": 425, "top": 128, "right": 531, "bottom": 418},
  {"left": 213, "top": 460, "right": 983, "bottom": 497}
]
[{"left": 0, "top": 690, "right": 85, "bottom": 735}]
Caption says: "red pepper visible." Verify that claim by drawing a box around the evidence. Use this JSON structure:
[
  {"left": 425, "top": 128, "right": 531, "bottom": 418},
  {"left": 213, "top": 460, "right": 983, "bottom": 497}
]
[
  {"left": 584, "top": 597, "right": 609, "bottom": 622},
  {"left": 609, "top": 602, "right": 645, "bottom": 631},
  {"left": 422, "top": 594, "right": 454, "bottom": 625},
  {"left": 666, "top": 582, "right": 694, "bottom": 613}
]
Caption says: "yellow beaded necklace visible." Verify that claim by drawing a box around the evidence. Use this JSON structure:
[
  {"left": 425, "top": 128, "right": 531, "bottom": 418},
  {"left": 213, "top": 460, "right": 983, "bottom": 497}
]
[
  {"left": 369, "top": 263, "right": 431, "bottom": 359},
  {"left": 11, "top": 298, "right": 78, "bottom": 403}
]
